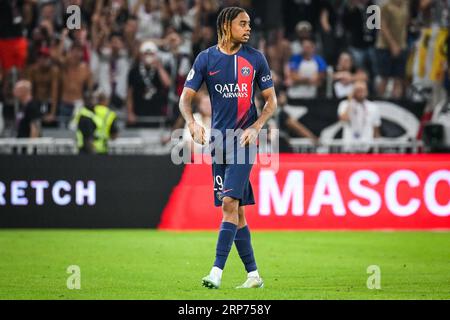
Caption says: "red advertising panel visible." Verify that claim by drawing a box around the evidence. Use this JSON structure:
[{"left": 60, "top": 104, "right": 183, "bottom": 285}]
[{"left": 159, "top": 154, "right": 450, "bottom": 230}]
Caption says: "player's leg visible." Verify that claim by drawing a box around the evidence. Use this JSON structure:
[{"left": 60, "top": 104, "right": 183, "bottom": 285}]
[
  {"left": 213, "top": 196, "right": 239, "bottom": 272},
  {"left": 235, "top": 206, "right": 264, "bottom": 289},
  {"left": 202, "top": 196, "right": 239, "bottom": 289},
  {"left": 237, "top": 205, "right": 247, "bottom": 229},
  {"left": 202, "top": 161, "right": 239, "bottom": 289}
]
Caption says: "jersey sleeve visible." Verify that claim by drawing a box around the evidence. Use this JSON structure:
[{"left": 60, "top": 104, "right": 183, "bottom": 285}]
[
  {"left": 255, "top": 52, "right": 274, "bottom": 91},
  {"left": 184, "top": 51, "right": 207, "bottom": 92}
]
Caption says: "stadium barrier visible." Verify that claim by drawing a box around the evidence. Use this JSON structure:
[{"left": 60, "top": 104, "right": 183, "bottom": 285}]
[
  {"left": 0, "top": 138, "right": 77, "bottom": 155},
  {"left": 0, "top": 137, "right": 171, "bottom": 155},
  {"left": 0, "top": 137, "right": 425, "bottom": 155},
  {"left": 0, "top": 155, "right": 184, "bottom": 227},
  {"left": 159, "top": 154, "right": 450, "bottom": 230},
  {"left": 289, "top": 138, "right": 423, "bottom": 154}
]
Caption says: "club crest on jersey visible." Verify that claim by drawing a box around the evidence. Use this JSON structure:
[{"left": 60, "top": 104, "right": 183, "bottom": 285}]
[{"left": 241, "top": 66, "right": 251, "bottom": 76}]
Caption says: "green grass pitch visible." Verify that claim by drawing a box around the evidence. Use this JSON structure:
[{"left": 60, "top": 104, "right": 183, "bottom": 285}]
[{"left": 0, "top": 230, "right": 449, "bottom": 300}]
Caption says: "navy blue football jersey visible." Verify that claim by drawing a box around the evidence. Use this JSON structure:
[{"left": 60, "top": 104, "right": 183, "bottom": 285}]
[{"left": 184, "top": 45, "right": 273, "bottom": 134}]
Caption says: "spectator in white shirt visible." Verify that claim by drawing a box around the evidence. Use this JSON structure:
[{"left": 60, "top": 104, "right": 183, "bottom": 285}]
[
  {"left": 133, "top": 0, "right": 164, "bottom": 41},
  {"left": 338, "top": 81, "right": 381, "bottom": 152},
  {"left": 90, "top": 32, "right": 131, "bottom": 110}
]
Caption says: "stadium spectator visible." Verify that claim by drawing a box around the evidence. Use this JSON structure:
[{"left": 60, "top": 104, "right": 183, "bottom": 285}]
[
  {"left": 160, "top": 29, "right": 191, "bottom": 121},
  {"left": 192, "top": 25, "right": 216, "bottom": 59},
  {"left": 59, "top": 43, "right": 93, "bottom": 126},
  {"left": 319, "top": 0, "right": 346, "bottom": 66},
  {"left": 91, "top": 32, "right": 131, "bottom": 110},
  {"left": 133, "top": 0, "right": 165, "bottom": 41},
  {"left": 375, "top": 0, "right": 409, "bottom": 99},
  {"left": 191, "top": 0, "right": 219, "bottom": 29},
  {"left": 338, "top": 80, "right": 381, "bottom": 152},
  {"left": 264, "top": 28, "right": 291, "bottom": 81},
  {"left": 0, "top": 0, "right": 30, "bottom": 79},
  {"left": 286, "top": 39, "right": 327, "bottom": 99},
  {"left": 342, "top": 0, "right": 378, "bottom": 77},
  {"left": 333, "top": 52, "right": 368, "bottom": 99},
  {"left": 70, "top": 24, "right": 91, "bottom": 63},
  {"left": 123, "top": 15, "right": 140, "bottom": 60},
  {"left": 73, "top": 90, "right": 119, "bottom": 154},
  {"left": 91, "top": 0, "right": 129, "bottom": 34},
  {"left": 190, "top": 0, "right": 219, "bottom": 58},
  {"left": 289, "top": 21, "right": 313, "bottom": 56},
  {"left": 282, "top": 0, "right": 321, "bottom": 36},
  {"left": 26, "top": 47, "right": 60, "bottom": 123},
  {"left": 164, "top": 0, "right": 197, "bottom": 55},
  {"left": 127, "top": 41, "right": 171, "bottom": 125},
  {"left": 38, "top": 0, "right": 63, "bottom": 33},
  {"left": 409, "top": 0, "right": 433, "bottom": 43},
  {"left": 13, "top": 80, "right": 42, "bottom": 138},
  {"left": 28, "top": 20, "right": 54, "bottom": 65}
]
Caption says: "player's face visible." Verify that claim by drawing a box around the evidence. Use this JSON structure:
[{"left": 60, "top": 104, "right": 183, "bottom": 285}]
[{"left": 230, "top": 12, "right": 251, "bottom": 44}]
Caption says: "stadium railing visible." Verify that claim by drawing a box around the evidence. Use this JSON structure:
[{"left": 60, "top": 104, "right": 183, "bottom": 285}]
[
  {"left": 0, "top": 138, "right": 77, "bottom": 155},
  {"left": 0, "top": 137, "right": 424, "bottom": 155},
  {"left": 289, "top": 138, "right": 424, "bottom": 154}
]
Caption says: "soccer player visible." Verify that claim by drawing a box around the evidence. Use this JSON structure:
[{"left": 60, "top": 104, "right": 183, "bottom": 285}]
[{"left": 179, "top": 7, "right": 277, "bottom": 289}]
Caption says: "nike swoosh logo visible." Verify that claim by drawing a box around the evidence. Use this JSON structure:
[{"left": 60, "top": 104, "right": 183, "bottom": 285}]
[
  {"left": 222, "top": 189, "right": 233, "bottom": 193},
  {"left": 209, "top": 70, "right": 221, "bottom": 76}
]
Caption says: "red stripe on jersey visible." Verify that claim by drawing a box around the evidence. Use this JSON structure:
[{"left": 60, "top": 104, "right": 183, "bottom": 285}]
[{"left": 236, "top": 56, "right": 254, "bottom": 126}]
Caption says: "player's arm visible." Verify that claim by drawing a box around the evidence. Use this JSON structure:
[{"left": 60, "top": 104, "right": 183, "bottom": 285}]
[
  {"left": 180, "top": 51, "right": 207, "bottom": 144},
  {"left": 179, "top": 87, "right": 206, "bottom": 145},
  {"left": 240, "top": 87, "right": 277, "bottom": 146}
]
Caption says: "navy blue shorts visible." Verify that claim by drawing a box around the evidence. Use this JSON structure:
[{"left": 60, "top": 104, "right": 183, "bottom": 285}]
[{"left": 211, "top": 144, "right": 256, "bottom": 207}]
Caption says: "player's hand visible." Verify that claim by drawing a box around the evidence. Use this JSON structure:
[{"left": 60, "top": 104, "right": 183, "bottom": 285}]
[
  {"left": 240, "top": 125, "right": 260, "bottom": 147},
  {"left": 188, "top": 121, "right": 206, "bottom": 145}
]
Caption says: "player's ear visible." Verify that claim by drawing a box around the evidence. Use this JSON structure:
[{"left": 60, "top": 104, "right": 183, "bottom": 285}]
[{"left": 223, "top": 23, "right": 229, "bottom": 34}]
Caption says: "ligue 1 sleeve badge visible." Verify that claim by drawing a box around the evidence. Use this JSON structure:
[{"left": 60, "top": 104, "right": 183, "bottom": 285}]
[
  {"left": 187, "top": 69, "right": 195, "bottom": 81},
  {"left": 241, "top": 66, "right": 251, "bottom": 76}
]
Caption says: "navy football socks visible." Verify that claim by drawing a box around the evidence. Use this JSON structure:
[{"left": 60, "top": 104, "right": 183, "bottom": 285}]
[
  {"left": 234, "top": 225, "right": 257, "bottom": 273},
  {"left": 213, "top": 222, "right": 238, "bottom": 270}
]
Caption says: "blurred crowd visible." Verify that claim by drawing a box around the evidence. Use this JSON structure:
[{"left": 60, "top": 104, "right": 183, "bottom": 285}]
[{"left": 0, "top": 0, "right": 449, "bottom": 142}]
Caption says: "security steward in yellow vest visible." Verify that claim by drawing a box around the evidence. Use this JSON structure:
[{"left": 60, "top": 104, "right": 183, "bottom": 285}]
[{"left": 74, "top": 96, "right": 118, "bottom": 154}]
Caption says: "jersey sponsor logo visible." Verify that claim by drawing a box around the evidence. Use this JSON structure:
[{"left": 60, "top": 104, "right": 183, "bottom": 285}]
[
  {"left": 241, "top": 66, "right": 251, "bottom": 76},
  {"left": 209, "top": 70, "right": 221, "bottom": 76},
  {"left": 261, "top": 74, "right": 272, "bottom": 82},
  {"left": 214, "top": 83, "right": 249, "bottom": 98},
  {"left": 187, "top": 69, "right": 195, "bottom": 81}
]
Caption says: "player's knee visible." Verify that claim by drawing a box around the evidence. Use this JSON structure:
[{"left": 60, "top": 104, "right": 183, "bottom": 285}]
[{"left": 222, "top": 197, "right": 238, "bottom": 215}]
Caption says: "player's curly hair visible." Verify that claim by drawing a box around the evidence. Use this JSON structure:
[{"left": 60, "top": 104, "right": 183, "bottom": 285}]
[{"left": 216, "top": 7, "right": 246, "bottom": 46}]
